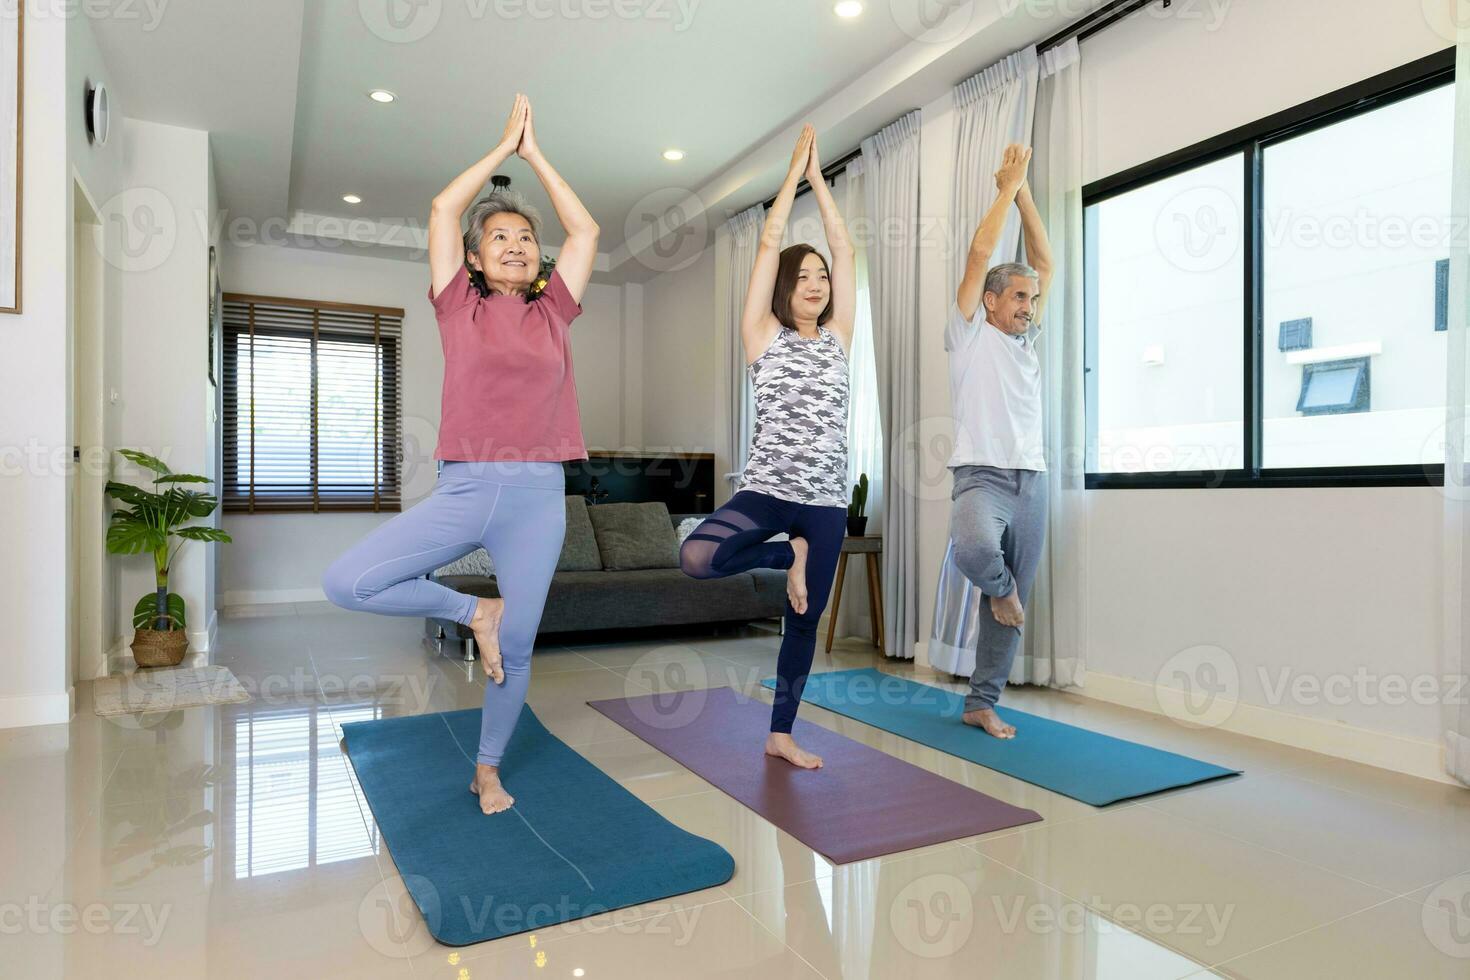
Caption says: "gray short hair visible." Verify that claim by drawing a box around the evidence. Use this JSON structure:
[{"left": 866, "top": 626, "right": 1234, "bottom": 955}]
[
  {"left": 463, "top": 190, "right": 542, "bottom": 259},
  {"left": 984, "top": 262, "right": 1038, "bottom": 298}
]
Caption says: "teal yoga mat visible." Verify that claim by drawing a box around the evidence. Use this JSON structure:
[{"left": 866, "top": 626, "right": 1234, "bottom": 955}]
[
  {"left": 762, "top": 669, "right": 1240, "bottom": 805},
  {"left": 340, "top": 705, "right": 734, "bottom": 946}
]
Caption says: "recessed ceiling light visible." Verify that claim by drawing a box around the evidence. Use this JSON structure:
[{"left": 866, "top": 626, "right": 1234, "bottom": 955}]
[
  {"left": 369, "top": 89, "right": 396, "bottom": 103},
  {"left": 342, "top": 194, "right": 362, "bottom": 204},
  {"left": 662, "top": 149, "right": 685, "bottom": 162},
  {"left": 834, "top": 1, "right": 862, "bottom": 17}
]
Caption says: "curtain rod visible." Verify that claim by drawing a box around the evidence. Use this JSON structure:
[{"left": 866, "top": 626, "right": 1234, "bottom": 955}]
[
  {"left": 757, "top": 144, "right": 865, "bottom": 213},
  {"left": 748, "top": 1, "right": 1162, "bottom": 217},
  {"left": 1037, "top": 0, "right": 1163, "bottom": 53}
]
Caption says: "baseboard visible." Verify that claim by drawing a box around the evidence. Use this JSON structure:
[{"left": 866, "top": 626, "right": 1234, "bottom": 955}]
[
  {"left": 913, "top": 642, "right": 1453, "bottom": 785},
  {"left": 1074, "top": 669, "right": 1457, "bottom": 787},
  {"left": 0, "top": 690, "right": 73, "bottom": 729},
  {"left": 223, "top": 587, "right": 325, "bottom": 607}
]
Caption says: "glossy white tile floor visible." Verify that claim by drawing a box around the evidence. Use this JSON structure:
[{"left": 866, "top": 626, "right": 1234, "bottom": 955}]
[{"left": 5, "top": 603, "right": 1469, "bottom": 978}]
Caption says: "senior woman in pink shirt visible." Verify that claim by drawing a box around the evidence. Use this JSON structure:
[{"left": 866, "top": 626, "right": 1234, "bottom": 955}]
[{"left": 323, "top": 94, "right": 598, "bottom": 815}]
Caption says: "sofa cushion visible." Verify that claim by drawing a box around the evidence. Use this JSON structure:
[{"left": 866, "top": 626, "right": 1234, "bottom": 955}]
[
  {"left": 436, "top": 548, "right": 494, "bottom": 578},
  {"left": 558, "top": 495, "right": 602, "bottom": 572},
  {"left": 587, "top": 502, "right": 679, "bottom": 570}
]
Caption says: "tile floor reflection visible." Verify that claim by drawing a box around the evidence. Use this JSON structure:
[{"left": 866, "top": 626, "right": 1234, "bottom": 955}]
[{"left": 2, "top": 603, "right": 1466, "bottom": 978}]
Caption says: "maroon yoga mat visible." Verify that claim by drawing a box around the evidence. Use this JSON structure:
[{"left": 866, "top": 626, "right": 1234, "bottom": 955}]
[{"left": 587, "top": 687, "right": 1042, "bottom": 864}]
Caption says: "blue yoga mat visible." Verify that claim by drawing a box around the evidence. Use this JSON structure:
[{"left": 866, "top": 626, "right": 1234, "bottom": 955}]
[
  {"left": 340, "top": 705, "right": 735, "bottom": 946},
  {"left": 762, "top": 669, "right": 1240, "bottom": 806}
]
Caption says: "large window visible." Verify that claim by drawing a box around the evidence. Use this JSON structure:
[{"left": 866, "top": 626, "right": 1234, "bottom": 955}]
[
  {"left": 1083, "top": 52, "right": 1452, "bottom": 487},
  {"left": 222, "top": 294, "right": 402, "bottom": 512}
]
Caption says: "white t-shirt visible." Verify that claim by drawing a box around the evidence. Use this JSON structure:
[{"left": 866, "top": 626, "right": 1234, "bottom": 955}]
[{"left": 945, "top": 302, "right": 1046, "bottom": 471}]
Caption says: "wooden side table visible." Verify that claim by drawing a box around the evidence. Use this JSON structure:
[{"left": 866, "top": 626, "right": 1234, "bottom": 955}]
[{"left": 825, "top": 535, "right": 883, "bottom": 655}]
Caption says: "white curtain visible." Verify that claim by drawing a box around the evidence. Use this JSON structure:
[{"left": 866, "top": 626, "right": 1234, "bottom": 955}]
[
  {"left": 946, "top": 46, "right": 1039, "bottom": 298},
  {"left": 1445, "top": 30, "right": 1470, "bottom": 786},
  {"left": 783, "top": 168, "right": 886, "bottom": 640},
  {"left": 929, "top": 42, "right": 1087, "bottom": 690},
  {"left": 862, "top": 111, "right": 923, "bottom": 660},
  {"left": 1022, "top": 39, "right": 1087, "bottom": 688},
  {"left": 717, "top": 205, "right": 765, "bottom": 495}
]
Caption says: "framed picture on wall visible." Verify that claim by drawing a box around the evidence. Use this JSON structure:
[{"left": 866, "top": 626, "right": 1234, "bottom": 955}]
[
  {"left": 208, "top": 245, "right": 220, "bottom": 386},
  {"left": 1, "top": 4, "right": 22, "bottom": 314}
]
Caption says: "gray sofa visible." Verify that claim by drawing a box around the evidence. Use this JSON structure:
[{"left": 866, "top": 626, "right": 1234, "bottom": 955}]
[{"left": 425, "top": 499, "right": 786, "bottom": 659}]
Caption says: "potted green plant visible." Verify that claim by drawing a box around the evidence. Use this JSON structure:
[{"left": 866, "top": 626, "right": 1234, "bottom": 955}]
[
  {"left": 846, "top": 472, "right": 870, "bottom": 537},
  {"left": 105, "top": 450, "right": 232, "bottom": 668}
]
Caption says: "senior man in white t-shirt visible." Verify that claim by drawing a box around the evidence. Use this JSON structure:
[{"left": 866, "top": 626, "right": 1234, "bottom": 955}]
[{"left": 946, "top": 144, "right": 1054, "bottom": 740}]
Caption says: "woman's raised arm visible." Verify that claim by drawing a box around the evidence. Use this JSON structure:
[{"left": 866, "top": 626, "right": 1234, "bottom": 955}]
[
  {"left": 804, "top": 134, "right": 856, "bottom": 351},
  {"left": 428, "top": 94, "right": 527, "bottom": 300},
  {"left": 741, "top": 125, "right": 814, "bottom": 364},
  {"left": 517, "top": 98, "right": 600, "bottom": 305}
]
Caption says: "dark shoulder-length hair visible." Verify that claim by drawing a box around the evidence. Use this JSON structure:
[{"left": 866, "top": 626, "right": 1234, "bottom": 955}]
[{"left": 770, "top": 244, "right": 833, "bottom": 330}]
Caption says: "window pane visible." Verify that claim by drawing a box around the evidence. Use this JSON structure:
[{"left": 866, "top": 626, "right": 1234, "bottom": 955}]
[
  {"left": 1261, "top": 84, "right": 1452, "bottom": 468},
  {"left": 317, "top": 337, "right": 383, "bottom": 496},
  {"left": 1087, "top": 154, "right": 1245, "bottom": 474},
  {"left": 233, "top": 333, "right": 312, "bottom": 497}
]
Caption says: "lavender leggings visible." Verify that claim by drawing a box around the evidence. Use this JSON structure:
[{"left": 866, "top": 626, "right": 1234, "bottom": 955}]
[{"left": 321, "top": 460, "right": 566, "bottom": 766}]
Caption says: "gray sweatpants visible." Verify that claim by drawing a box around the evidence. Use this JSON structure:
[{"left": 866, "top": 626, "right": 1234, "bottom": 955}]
[{"left": 949, "top": 465, "right": 1048, "bottom": 711}]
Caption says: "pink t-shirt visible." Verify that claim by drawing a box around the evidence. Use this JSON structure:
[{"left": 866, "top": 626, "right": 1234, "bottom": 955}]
[{"left": 429, "top": 267, "right": 588, "bottom": 462}]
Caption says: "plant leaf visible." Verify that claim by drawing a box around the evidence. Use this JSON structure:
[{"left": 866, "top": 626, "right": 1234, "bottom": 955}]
[
  {"left": 107, "top": 517, "right": 167, "bottom": 555},
  {"left": 155, "top": 473, "right": 212, "bottom": 484},
  {"left": 104, "top": 481, "right": 158, "bottom": 508},
  {"left": 175, "top": 526, "right": 231, "bottom": 543},
  {"left": 118, "top": 449, "right": 171, "bottom": 475},
  {"left": 133, "top": 592, "right": 186, "bottom": 630}
]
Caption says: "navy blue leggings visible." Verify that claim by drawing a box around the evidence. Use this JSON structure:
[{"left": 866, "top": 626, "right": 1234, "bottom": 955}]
[{"left": 679, "top": 490, "right": 847, "bottom": 733}]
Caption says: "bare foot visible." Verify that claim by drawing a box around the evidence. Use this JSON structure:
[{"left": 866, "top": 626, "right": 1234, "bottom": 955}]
[
  {"left": 765, "top": 732, "right": 823, "bottom": 769},
  {"left": 469, "top": 763, "right": 515, "bottom": 814},
  {"left": 962, "top": 707, "right": 1016, "bottom": 739},
  {"left": 991, "top": 589, "right": 1024, "bottom": 628},
  {"left": 786, "top": 537, "right": 809, "bottom": 615},
  {"left": 469, "top": 596, "right": 506, "bottom": 683}
]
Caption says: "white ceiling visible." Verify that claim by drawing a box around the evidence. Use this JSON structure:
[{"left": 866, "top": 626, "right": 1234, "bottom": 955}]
[{"left": 89, "top": 0, "right": 1100, "bottom": 281}]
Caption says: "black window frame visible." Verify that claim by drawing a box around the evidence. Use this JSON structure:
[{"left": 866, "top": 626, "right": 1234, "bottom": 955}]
[{"left": 1083, "top": 47, "right": 1453, "bottom": 490}]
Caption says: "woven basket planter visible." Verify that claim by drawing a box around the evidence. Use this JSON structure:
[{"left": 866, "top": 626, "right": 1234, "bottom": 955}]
[{"left": 131, "top": 628, "right": 189, "bottom": 668}]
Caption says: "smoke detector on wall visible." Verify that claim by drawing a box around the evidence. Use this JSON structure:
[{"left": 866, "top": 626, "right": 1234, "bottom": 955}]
[{"left": 85, "top": 82, "right": 110, "bottom": 146}]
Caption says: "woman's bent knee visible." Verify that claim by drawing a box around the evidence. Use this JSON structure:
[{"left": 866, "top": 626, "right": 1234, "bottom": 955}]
[
  {"left": 321, "top": 560, "right": 364, "bottom": 611},
  {"left": 679, "top": 539, "right": 717, "bottom": 580}
]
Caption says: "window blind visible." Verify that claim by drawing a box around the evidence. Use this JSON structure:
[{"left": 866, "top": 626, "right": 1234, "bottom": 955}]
[{"left": 222, "top": 293, "right": 403, "bottom": 513}]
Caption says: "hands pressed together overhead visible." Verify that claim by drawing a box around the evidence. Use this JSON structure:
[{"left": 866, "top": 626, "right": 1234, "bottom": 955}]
[
  {"left": 994, "top": 143, "right": 1032, "bottom": 195},
  {"left": 497, "top": 92, "right": 542, "bottom": 161}
]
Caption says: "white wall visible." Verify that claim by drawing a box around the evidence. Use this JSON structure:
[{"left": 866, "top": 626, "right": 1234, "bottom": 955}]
[
  {"left": 110, "top": 118, "right": 216, "bottom": 654},
  {"left": 68, "top": 9, "right": 127, "bottom": 683},
  {"left": 217, "top": 239, "right": 641, "bottom": 605},
  {"left": 1079, "top": 0, "right": 1452, "bottom": 753},
  {"left": 0, "top": 10, "right": 69, "bottom": 726},
  {"left": 640, "top": 244, "right": 722, "bottom": 478}
]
